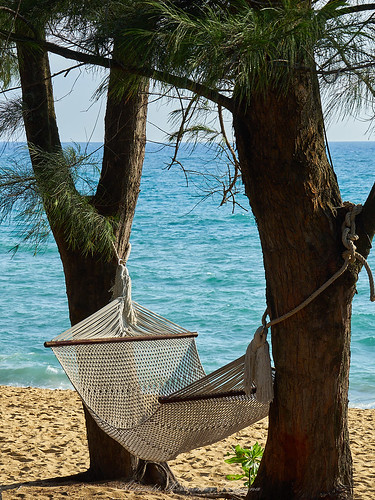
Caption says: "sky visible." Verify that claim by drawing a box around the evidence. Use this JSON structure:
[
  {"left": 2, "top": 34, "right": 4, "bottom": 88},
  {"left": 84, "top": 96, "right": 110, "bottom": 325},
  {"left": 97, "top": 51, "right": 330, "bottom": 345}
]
[{"left": 5, "top": 54, "right": 375, "bottom": 143}]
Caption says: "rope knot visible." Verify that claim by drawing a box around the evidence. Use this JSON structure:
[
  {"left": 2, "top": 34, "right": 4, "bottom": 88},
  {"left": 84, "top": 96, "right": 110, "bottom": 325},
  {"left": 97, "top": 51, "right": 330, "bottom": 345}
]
[
  {"left": 342, "top": 203, "right": 362, "bottom": 260},
  {"left": 340, "top": 203, "right": 374, "bottom": 300},
  {"left": 110, "top": 244, "right": 137, "bottom": 331},
  {"left": 250, "top": 326, "right": 268, "bottom": 352}
]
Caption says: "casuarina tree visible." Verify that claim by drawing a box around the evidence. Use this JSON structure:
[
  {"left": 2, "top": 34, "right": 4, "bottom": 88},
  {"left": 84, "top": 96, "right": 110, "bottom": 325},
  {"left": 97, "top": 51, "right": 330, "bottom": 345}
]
[
  {"left": 118, "top": 2, "right": 375, "bottom": 497},
  {"left": 0, "top": 0, "right": 177, "bottom": 485},
  {"left": 2, "top": 1, "right": 375, "bottom": 497}
]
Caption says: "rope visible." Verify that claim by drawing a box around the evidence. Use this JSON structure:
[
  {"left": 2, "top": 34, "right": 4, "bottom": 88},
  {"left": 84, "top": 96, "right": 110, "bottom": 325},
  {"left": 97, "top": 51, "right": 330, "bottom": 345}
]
[
  {"left": 245, "top": 203, "right": 375, "bottom": 401},
  {"left": 111, "top": 241, "right": 131, "bottom": 266},
  {"left": 110, "top": 241, "right": 136, "bottom": 328},
  {"left": 262, "top": 203, "right": 374, "bottom": 331},
  {"left": 341, "top": 203, "right": 375, "bottom": 301}
]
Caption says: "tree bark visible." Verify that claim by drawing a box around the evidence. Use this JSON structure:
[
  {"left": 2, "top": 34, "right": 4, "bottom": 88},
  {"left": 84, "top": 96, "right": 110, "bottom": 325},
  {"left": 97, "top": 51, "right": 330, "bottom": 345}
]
[
  {"left": 16, "top": 33, "right": 176, "bottom": 484},
  {"left": 16, "top": 35, "right": 135, "bottom": 480},
  {"left": 233, "top": 73, "right": 359, "bottom": 499}
]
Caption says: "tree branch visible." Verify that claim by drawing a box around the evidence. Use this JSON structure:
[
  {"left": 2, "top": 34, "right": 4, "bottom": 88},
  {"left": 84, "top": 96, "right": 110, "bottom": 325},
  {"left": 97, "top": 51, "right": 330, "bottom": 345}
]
[
  {"left": 0, "top": 62, "right": 86, "bottom": 95},
  {"left": 317, "top": 60, "right": 375, "bottom": 76},
  {"left": 335, "top": 3, "right": 375, "bottom": 18},
  {"left": 362, "top": 183, "right": 375, "bottom": 238},
  {"left": 167, "top": 92, "right": 198, "bottom": 173},
  {"left": 217, "top": 104, "right": 242, "bottom": 210},
  {"left": 357, "top": 183, "right": 375, "bottom": 259},
  {"left": 0, "top": 29, "right": 234, "bottom": 112},
  {"left": 0, "top": 6, "right": 38, "bottom": 38}
]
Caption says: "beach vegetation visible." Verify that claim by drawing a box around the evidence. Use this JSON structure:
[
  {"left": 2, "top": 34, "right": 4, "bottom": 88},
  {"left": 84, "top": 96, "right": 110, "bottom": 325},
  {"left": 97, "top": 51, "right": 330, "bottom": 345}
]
[
  {"left": 225, "top": 442, "right": 264, "bottom": 487},
  {"left": 0, "top": 144, "right": 114, "bottom": 255}
]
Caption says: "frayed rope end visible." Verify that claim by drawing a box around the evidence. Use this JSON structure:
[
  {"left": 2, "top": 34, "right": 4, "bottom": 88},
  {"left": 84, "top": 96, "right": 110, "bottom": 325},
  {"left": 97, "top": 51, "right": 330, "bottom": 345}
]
[
  {"left": 111, "top": 263, "right": 137, "bottom": 327},
  {"left": 244, "top": 326, "right": 274, "bottom": 404}
]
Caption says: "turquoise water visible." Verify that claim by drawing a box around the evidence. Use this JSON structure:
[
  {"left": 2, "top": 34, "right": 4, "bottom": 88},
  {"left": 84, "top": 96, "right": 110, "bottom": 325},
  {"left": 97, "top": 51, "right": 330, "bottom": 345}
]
[{"left": 0, "top": 142, "right": 374, "bottom": 409}]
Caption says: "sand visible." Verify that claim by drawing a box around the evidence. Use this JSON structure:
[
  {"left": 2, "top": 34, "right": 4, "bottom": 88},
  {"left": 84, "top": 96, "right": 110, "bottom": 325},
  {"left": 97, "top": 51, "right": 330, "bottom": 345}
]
[{"left": 0, "top": 385, "right": 374, "bottom": 499}]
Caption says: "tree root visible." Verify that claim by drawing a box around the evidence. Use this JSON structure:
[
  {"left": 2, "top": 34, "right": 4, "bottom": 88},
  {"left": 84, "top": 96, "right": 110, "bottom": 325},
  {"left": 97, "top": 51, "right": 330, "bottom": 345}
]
[{"left": 133, "top": 459, "right": 180, "bottom": 489}]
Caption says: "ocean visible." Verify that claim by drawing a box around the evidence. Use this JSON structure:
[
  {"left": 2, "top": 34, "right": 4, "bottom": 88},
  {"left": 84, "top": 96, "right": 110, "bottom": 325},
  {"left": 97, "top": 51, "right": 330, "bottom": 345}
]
[{"left": 0, "top": 141, "right": 374, "bottom": 409}]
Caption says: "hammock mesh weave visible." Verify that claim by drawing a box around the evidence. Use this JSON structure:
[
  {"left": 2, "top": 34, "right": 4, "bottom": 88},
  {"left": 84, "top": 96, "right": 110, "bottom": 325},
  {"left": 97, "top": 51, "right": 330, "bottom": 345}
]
[{"left": 47, "top": 296, "right": 269, "bottom": 462}]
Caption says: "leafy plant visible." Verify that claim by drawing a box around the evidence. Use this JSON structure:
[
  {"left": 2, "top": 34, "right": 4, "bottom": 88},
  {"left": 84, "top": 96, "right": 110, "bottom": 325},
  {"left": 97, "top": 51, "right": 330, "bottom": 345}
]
[{"left": 225, "top": 442, "right": 264, "bottom": 487}]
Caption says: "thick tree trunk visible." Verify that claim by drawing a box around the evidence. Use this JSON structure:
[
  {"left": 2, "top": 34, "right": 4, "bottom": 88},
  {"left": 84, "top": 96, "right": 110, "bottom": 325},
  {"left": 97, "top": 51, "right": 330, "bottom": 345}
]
[
  {"left": 17, "top": 35, "right": 176, "bottom": 484},
  {"left": 233, "top": 73, "right": 356, "bottom": 499}
]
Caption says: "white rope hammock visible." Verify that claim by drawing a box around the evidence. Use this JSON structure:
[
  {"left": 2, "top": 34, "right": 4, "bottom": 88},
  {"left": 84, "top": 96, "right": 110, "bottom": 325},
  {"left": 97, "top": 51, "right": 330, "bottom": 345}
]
[
  {"left": 45, "top": 279, "right": 270, "bottom": 461},
  {"left": 45, "top": 203, "right": 374, "bottom": 462}
]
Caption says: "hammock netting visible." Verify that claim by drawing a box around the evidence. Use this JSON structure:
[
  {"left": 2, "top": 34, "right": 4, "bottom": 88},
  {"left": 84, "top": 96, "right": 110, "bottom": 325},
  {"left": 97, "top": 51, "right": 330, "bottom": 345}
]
[{"left": 46, "top": 278, "right": 270, "bottom": 462}]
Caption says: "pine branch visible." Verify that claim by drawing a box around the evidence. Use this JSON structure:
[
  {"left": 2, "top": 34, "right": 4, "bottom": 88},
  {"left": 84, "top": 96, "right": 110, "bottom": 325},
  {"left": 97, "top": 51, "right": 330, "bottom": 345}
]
[
  {"left": 0, "top": 98, "right": 23, "bottom": 136},
  {"left": 167, "top": 92, "right": 199, "bottom": 171},
  {"left": 217, "top": 104, "right": 241, "bottom": 211},
  {"left": 317, "top": 60, "right": 375, "bottom": 75},
  {"left": 335, "top": 3, "right": 375, "bottom": 18},
  {"left": 0, "top": 29, "right": 234, "bottom": 112},
  {"left": 0, "top": 6, "right": 38, "bottom": 38},
  {"left": 0, "top": 62, "right": 86, "bottom": 96}
]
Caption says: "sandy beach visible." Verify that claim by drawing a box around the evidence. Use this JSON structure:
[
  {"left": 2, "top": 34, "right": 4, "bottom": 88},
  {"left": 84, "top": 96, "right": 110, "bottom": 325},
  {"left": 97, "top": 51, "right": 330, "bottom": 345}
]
[{"left": 0, "top": 385, "right": 374, "bottom": 499}]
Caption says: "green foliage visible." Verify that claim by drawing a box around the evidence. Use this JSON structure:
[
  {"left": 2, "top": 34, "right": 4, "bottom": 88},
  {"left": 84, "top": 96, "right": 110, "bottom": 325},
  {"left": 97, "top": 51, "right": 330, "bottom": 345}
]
[
  {"left": 0, "top": 42, "right": 18, "bottom": 90},
  {"left": 109, "top": 0, "right": 375, "bottom": 119},
  {"left": 0, "top": 98, "right": 24, "bottom": 138},
  {"left": 1, "top": 0, "right": 374, "bottom": 119},
  {"left": 0, "top": 147, "right": 47, "bottom": 254},
  {"left": 117, "top": 1, "right": 323, "bottom": 89},
  {"left": 225, "top": 442, "right": 264, "bottom": 487},
  {"left": 0, "top": 144, "right": 115, "bottom": 258}
]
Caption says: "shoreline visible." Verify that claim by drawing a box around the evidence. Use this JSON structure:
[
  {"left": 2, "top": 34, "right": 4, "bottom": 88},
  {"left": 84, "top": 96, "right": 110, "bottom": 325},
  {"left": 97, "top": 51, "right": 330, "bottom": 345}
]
[
  {"left": 1, "top": 385, "right": 374, "bottom": 499},
  {"left": 4, "top": 383, "right": 375, "bottom": 410}
]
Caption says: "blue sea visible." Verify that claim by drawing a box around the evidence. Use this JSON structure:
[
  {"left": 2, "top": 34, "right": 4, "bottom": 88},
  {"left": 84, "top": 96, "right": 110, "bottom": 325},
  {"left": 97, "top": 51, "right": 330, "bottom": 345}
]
[{"left": 0, "top": 141, "right": 374, "bottom": 409}]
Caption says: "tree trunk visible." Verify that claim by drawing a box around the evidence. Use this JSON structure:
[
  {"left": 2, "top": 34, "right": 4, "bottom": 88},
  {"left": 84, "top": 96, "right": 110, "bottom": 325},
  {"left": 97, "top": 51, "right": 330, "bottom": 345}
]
[
  {"left": 16, "top": 34, "right": 176, "bottom": 484},
  {"left": 16, "top": 35, "right": 134, "bottom": 480},
  {"left": 233, "top": 73, "right": 357, "bottom": 499}
]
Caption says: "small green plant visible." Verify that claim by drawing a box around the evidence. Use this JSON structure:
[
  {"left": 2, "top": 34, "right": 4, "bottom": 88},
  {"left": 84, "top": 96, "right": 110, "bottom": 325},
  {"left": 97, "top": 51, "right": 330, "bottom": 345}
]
[{"left": 224, "top": 442, "right": 264, "bottom": 487}]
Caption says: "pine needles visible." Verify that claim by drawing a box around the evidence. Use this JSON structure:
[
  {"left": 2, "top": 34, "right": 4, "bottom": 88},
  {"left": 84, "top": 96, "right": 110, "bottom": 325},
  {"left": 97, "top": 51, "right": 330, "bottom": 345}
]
[
  {"left": 113, "top": 0, "right": 375, "bottom": 112},
  {"left": 0, "top": 144, "right": 115, "bottom": 258}
]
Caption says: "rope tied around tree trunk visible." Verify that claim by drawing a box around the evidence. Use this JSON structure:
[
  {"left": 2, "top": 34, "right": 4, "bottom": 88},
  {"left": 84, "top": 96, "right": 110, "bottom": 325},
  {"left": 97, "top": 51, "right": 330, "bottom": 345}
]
[
  {"left": 110, "top": 242, "right": 137, "bottom": 330},
  {"left": 244, "top": 203, "right": 375, "bottom": 403},
  {"left": 341, "top": 203, "right": 375, "bottom": 301}
]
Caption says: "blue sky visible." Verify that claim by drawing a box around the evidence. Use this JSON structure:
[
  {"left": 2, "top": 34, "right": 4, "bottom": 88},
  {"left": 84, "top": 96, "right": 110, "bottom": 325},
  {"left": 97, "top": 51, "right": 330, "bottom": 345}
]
[{"left": 6, "top": 54, "right": 375, "bottom": 143}]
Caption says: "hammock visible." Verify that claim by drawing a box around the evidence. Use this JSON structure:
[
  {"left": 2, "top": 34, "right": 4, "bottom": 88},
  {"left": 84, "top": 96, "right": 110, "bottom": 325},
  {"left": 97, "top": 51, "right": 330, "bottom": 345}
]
[{"left": 45, "top": 265, "right": 270, "bottom": 462}]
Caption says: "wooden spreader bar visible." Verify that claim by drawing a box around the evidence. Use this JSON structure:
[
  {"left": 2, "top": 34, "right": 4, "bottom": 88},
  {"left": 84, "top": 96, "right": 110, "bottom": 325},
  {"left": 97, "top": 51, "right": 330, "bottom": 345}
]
[
  {"left": 158, "top": 388, "right": 256, "bottom": 404},
  {"left": 44, "top": 331, "right": 198, "bottom": 348}
]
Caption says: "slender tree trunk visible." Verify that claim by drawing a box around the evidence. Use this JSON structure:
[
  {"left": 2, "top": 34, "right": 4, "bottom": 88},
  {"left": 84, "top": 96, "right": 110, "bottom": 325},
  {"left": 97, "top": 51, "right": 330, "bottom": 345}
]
[
  {"left": 233, "top": 73, "right": 357, "bottom": 499},
  {"left": 16, "top": 36, "right": 176, "bottom": 484},
  {"left": 16, "top": 36, "right": 135, "bottom": 480},
  {"left": 16, "top": 41, "right": 61, "bottom": 153}
]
